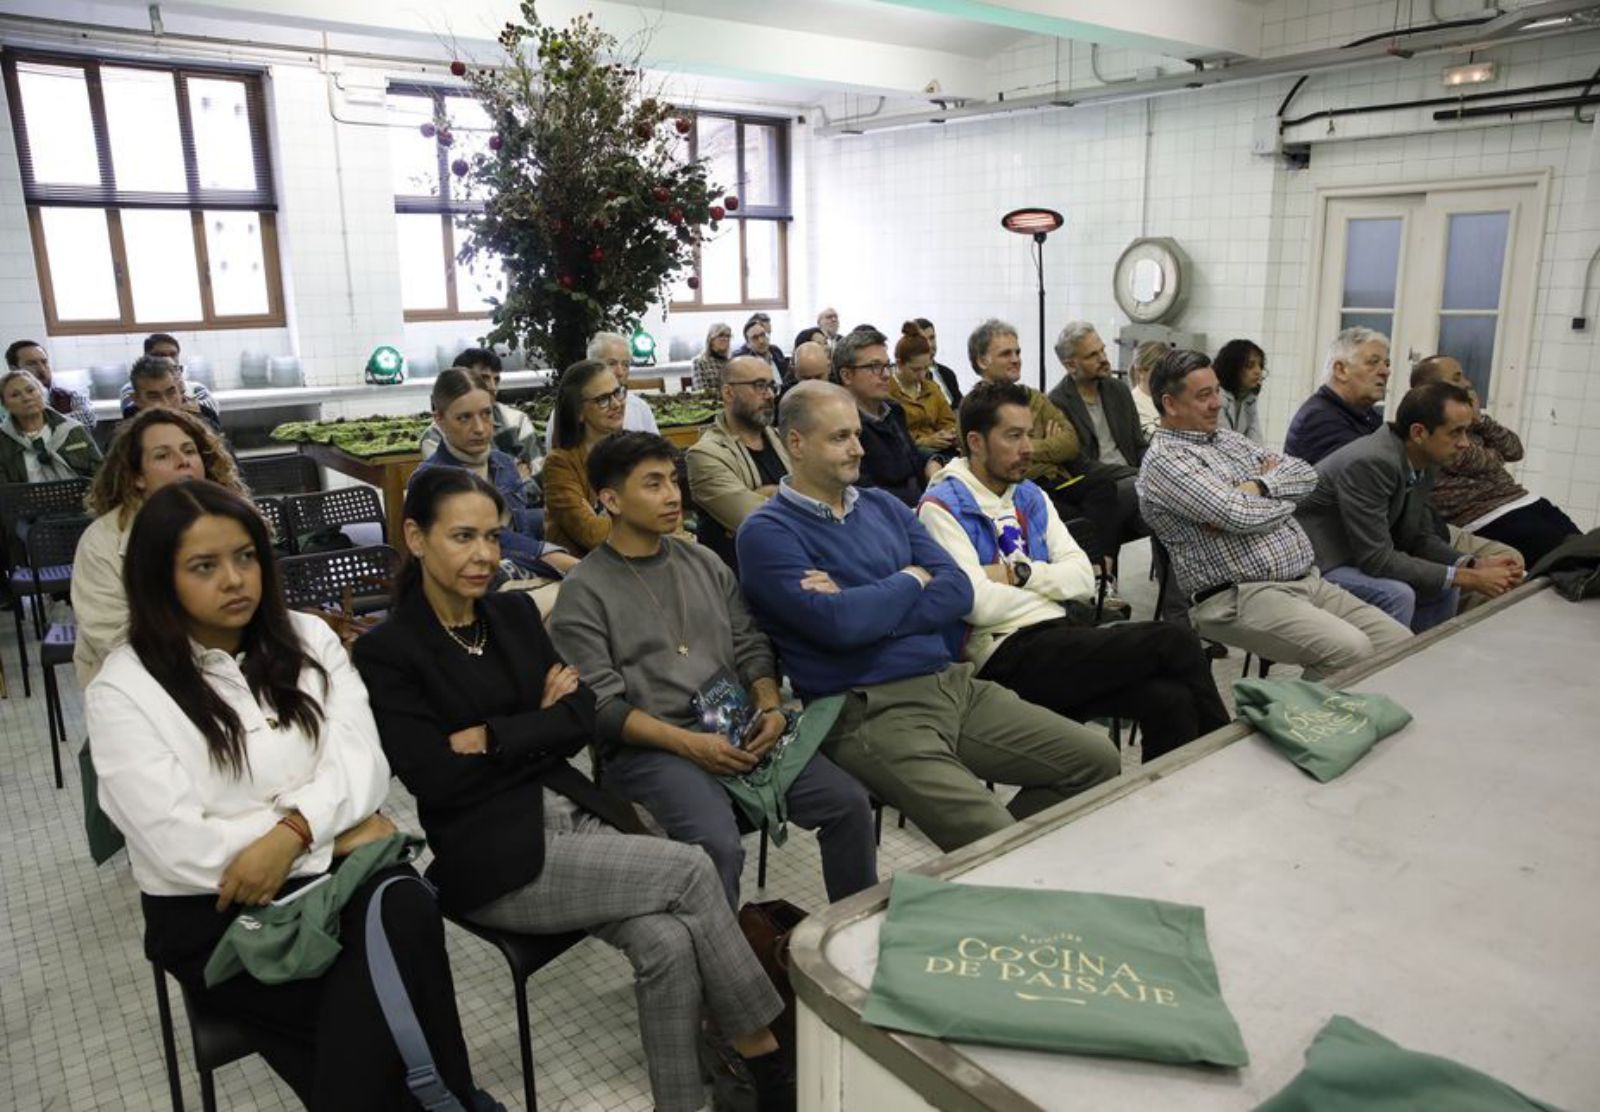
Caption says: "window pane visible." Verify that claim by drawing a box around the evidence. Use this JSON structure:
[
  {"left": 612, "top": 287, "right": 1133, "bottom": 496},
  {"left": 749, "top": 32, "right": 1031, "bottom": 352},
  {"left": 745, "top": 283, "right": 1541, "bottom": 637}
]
[
  {"left": 1339, "top": 311, "right": 1392, "bottom": 338},
  {"left": 102, "top": 68, "right": 187, "bottom": 193},
  {"left": 16, "top": 63, "right": 100, "bottom": 186},
  {"left": 452, "top": 218, "right": 499, "bottom": 315},
  {"left": 122, "top": 209, "right": 202, "bottom": 322},
  {"left": 389, "top": 94, "right": 442, "bottom": 198},
  {"left": 397, "top": 213, "right": 448, "bottom": 310},
  {"left": 1441, "top": 211, "right": 1510, "bottom": 312},
  {"left": 744, "top": 220, "right": 782, "bottom": 302},
  {"left": 1437, "top": 314, "right": 1498, "bottom": 402},
  {"left": 696, "top": 116, "right": 737, "bottom": 200},
  {"left": 204, "top": 210, "right": 270, "bottom": 316},
  {"left": 38, "top": 207, "right": 119, "bottom": 320},
  {"left": 1341, "top": 217, "right": 1402, "bottom": 309},
  {"left": 447, "top": 97, "right": 492, "bottom": 201},
  {"left": 700, "top": 224, "right": 741, "bottom": 306},
  {"left": 741, "top": 124, "right": 781, "bottom": 208},
  {"left": 188, "top": 78, "right": 258, "bottom": 192}
]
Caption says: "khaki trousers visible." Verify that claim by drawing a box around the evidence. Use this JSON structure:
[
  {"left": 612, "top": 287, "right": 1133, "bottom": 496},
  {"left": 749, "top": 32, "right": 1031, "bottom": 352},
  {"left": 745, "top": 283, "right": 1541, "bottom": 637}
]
[{"left": 1448, "top": 525, "right": 1521, "bottom": 613}]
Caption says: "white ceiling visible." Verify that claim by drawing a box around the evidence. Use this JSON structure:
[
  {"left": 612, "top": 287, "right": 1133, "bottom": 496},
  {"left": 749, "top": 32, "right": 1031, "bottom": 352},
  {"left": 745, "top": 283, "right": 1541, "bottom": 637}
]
[{"left": 635, "top": 0, "right": 1031, "bottom": 57}]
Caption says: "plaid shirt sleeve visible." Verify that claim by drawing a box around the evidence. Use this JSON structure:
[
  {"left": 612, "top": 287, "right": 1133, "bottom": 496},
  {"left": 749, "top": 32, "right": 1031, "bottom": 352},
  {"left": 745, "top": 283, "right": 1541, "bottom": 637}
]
[{"left": 1139, "top": 436, "right": 1297, "bottom": 536}]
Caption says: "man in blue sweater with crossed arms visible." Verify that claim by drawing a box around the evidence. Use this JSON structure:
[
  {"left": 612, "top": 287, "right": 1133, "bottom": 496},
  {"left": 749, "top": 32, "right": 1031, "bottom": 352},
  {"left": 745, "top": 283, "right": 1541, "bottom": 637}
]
[{"left": 737, "top": 381, "right": 1120, "bottom": 852}]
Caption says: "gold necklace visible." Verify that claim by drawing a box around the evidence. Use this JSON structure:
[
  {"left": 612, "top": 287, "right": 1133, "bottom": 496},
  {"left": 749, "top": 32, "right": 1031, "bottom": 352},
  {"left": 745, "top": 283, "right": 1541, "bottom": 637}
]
[
  {"left": 441, "top": 615, "right": 487, "bottom": 656},
  {"left": 617, "top": 542, "right": 689, "bottom": 655}
]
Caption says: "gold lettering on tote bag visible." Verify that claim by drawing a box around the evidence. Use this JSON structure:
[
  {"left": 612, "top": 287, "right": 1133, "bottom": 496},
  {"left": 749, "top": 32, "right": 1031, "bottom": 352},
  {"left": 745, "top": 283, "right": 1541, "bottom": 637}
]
[{"left": 919, "top": 933, "right": 1182, "bottom": 1007}]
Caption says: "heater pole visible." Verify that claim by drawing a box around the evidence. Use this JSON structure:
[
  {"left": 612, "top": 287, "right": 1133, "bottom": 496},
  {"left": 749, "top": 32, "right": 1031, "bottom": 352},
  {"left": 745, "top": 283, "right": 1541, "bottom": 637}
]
[{"left": 1035, "top": 231, "right": 1048, "bottom": 393}]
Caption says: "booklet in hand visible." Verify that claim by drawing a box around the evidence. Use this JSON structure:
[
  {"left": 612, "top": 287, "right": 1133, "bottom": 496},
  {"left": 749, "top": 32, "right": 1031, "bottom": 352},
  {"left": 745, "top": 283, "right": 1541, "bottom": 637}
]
[{"left": 693, "top": 667, "right": 761, "bottom": 749}]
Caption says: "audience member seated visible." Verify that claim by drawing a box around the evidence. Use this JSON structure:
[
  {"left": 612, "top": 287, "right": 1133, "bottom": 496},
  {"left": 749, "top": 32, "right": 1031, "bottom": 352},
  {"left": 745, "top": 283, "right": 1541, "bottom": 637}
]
[
  {"left": 692, "top": 322, "right": 733, "bottom": 391},
  {"left": 888, "top": 322, "right": 958, "bottom": 458},
  {"left": 415, "top": 368, "right": 575, "bottom": 578},
  {"left": 73, "top": 409, "right": 243, "bottom": 687},
  {"left": 1213, "top": 338, "right": 1268, "bottom": 445},
  {"left": 968, "top": 318, "right": 1120, "bottom": 572},
  {"left": 122, "top": 335, "right": 223, "bottom": 431},
  {"left": 0, "top": 368, "right": 100, "bottom": 483},
  {"left": 836, "top": 326, "right": 937, "bottom": 508},
  {"left": 1411, "top": 354, "right": 1580, "bottom": 567},
  {"left": 912, "top": 317, "right": 963, "bottom": 407},
  {"left": 542, "top": 359, "right": 628, "bottom": 555},
  {"left": 352, "top": 468, "right": 795, "bottom": 1112},
  {"left": 1295, "top": 382, "right": 1523, "bottom": 632},
  {"left": 5, "top": 339, "right": 95, "bottom": 428},
  {"left": 126, "top": 354, "right": 224, "bottom": 434},
  {"left": 420, "top": 348, "right": 538, "bottom": 465},
  {"left": 1130, "top": 340, "right": 1167, "bottom": 436},
  {"left": 1284, "top": 327, "right": 1390, "bottom": 465},
  {"left": 816, "top": 306, "right": 841, "bottom": 350},
  {"left": 921, "top": 382, "right": 1229, "bottom": 762},
  {"left": 736, "top": 381, "right": 1120, "bottom": 852},
  {"left": 549, "top": 432, "right": 876, "bottom": 906},
  {"left": 792, "top": 327, "right": 828, "bottom": 355},
  {"left": 778, "top": 340, "right": 830, "bottom": 399},
  {"left": 686, "top": 355, "right": 789, "bottom": 552},
  {"left": 732, "top": 313, "right": 790, "bottom": 380},
  {"left": 546, "top": 332, "right": 659, "bottom": 448},
  {"left": 1136, "top": 349, "right": 1411, "bottom": 677},
  {"left": 1046, "top": 321, "right": 1148, "bottom": 553},
  {"left": 88, "top": 480, "right": 481, "bottom": 1110}
]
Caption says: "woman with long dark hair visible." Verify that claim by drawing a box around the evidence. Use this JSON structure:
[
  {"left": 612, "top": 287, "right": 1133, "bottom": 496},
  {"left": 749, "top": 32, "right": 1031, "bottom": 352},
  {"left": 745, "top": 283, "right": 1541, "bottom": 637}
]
[
  {"left": 352, "top": 467, "right": 794, "bottom": 1112},
  {"left": 541, "top": 358, "right": 627, "bottom": 554},
  {"left": 1213, "top": 338, "right": 1267, "bottom": 445},
  {"left": 88, "top": 481, "right": 480, "bottom": 1110}
]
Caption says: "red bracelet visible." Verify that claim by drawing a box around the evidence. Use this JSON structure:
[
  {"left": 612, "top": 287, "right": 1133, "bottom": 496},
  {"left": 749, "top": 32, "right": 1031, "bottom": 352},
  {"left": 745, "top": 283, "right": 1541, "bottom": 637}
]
[{"left": 277, "top": 815, "right": 312, "bottom": 850}]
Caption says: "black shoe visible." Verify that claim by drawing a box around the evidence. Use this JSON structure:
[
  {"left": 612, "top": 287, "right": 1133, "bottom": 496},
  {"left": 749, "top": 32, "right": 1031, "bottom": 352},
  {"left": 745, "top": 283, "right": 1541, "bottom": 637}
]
[
  {"left": 743, "top": 1049, "right": 797, "bottom": 1112},
  {"left": 1203, "top": 639, "right": 1229, "bottom": 660}
]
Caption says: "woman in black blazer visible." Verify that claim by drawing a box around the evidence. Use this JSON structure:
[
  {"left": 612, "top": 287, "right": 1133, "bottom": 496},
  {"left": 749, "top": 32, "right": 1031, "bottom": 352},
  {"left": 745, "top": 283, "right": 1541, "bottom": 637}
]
[{"left": 353, "top": 467, "right": 793, "bottom": 1112}]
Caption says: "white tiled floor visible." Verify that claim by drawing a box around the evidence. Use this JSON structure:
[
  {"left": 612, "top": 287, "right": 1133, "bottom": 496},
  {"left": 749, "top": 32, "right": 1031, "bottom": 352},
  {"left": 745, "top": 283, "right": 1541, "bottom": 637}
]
[{"left": 0, "top": 538, "right": 1251, "bottom": 1110}]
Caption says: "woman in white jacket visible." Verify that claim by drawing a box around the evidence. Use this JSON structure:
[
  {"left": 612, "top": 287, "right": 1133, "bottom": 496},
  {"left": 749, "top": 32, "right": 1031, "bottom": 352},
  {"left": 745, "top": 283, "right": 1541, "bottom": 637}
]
[
  {"left": 88, "top": 480, "right": 479, "bottom": 1110},
  {"left": 71, "top": 408, "right": 246, "bottom": 687}
]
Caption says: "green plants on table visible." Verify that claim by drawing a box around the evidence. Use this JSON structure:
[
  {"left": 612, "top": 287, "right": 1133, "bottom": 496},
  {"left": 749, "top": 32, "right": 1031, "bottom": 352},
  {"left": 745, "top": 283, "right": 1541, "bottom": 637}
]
[{"left": 270, "top": 415, "right": 432, "bottom": 459}]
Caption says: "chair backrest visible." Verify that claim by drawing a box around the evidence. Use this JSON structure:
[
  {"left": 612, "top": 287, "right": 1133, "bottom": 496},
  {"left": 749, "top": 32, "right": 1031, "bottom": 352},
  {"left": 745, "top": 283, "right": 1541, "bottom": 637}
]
[
  {"left": 279, "top": 544, "right": 399, "bottom": 611},
  {"left": 0, "top": 478, "right": 91, "bottom": 568},
  {"left": 239, "top": 452, "right": 322, "bottom": 496},
  {"left": 283, "top": 486, "right": 386, "bottom": 543},
  {"left": 251, "top": 496, "right": 290, "bottom": 553},
  {"left": 23, "top": 513, "right": 94, "bottom": 571}
]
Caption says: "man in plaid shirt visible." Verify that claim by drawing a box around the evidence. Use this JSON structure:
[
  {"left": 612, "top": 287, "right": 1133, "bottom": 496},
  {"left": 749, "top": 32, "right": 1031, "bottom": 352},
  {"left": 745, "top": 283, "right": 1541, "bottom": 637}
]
[{"left": 1136, "top": 350, "right": 1409, "bottom": 679}]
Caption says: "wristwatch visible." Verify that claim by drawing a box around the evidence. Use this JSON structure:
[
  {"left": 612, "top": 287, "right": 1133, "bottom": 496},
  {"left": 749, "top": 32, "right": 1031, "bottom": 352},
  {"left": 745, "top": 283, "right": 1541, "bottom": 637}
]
[{"left": 1012, "top": 560, "right": 1032, "bottom": 588}]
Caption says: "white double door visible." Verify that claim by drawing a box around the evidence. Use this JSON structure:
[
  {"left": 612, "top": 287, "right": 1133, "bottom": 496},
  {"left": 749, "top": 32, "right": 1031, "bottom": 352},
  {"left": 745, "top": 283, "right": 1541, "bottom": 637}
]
[{"left": 1316, "top": 180, "right": 1542, "bottom": 426}]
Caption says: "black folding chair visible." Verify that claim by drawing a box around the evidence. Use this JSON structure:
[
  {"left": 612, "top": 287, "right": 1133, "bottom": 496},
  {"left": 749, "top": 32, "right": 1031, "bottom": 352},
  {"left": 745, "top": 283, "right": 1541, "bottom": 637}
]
[
  {"left": 239, "top": 452, "right": 322, "bottom": 497},
  {"left": 251, "top": 495, "right": 292, "bottom": 556},
  {"left": 283, "top": 486, "right": 386, "bottom": 549},
  {"left": 152, "top": 964, "right": 264, "bottom": 1112},
  {"left": 0, "top": 478, "right": 90, "bottom": 698},
  {"left": 18, "top": 514, "right": 93, "bottom": 786},
  {"left": 279, "top": 545, "right": 399, "bottom": 616}
]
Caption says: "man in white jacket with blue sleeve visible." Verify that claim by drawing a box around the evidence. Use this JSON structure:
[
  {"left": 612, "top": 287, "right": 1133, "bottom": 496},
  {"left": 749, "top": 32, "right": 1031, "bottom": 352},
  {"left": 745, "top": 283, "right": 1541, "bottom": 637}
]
[{"left": 919, "top": 380, "right": 1230, "bottom": 763}]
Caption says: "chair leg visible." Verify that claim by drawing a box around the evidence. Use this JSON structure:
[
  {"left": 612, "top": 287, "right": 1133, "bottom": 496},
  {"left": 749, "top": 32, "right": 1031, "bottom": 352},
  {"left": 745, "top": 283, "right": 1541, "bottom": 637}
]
[
  {"left": 44, "top": 667, "right": 63, "bottom": 790},
  {"left": 873, "top": 802, "right": 883, "bottom": 846},
  {"left": 757, "top": 826, "right": 769, "bottom": 890},
  {"left": 153, "top": 966, "right": 187, "bottom": 1112},
  {"left": 199, "top": 1070, "right": 218, "bottom": 1112},
  {"left": 13, "top": 604, "right": 30, "bottom": 698},
  {"left": 514, "top": 975, "right": 537, "bottom": 1112}
]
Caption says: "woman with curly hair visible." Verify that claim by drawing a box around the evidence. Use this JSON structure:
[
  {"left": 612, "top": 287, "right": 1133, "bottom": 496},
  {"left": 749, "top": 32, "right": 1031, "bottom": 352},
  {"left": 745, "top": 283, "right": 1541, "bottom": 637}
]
[
  {"left": 71, "top": 407, "right": 247, "bottom": 686},
  {"left": 1212, "top": 338, "right": 1267, "bottom": 445}
]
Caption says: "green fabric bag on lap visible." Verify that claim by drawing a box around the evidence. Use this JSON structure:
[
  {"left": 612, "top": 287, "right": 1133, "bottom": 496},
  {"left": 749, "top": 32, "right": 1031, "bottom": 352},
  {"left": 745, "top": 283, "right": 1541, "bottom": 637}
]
[
  {"left": 863, "top": 872, "right": 1249, "bottom": 1067},
  {"left": 717, "top": 695, "right": 843, "bottom": 846},
  {"left": 1257, "top": 1015, "right": 1561, "bottom": 1111},
  {"left": 1233, "top": 678, "right": 1412, "bottom": 783}
]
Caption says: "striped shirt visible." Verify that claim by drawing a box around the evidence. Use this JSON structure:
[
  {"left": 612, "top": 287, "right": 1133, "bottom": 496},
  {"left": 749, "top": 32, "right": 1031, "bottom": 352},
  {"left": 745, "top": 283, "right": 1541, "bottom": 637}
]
[{"left": 1136, "top": 426, "right": 1320, "bottom": 599}]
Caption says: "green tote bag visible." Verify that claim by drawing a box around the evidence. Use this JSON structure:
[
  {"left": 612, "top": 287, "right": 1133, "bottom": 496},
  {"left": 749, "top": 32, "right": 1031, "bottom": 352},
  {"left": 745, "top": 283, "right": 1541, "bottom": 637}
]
[
  {"left": 1233, "top": 678, "right": 1413, "bottom": 783},
  {"left": 863, "top": 872, "right": 1249, "bottom": 1068}
]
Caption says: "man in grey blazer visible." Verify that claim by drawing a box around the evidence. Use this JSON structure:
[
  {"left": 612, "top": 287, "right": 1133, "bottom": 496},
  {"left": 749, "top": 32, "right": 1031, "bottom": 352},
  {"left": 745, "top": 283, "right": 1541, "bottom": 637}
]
[{"left": 1295, "top": 382, "right": 1522, "bottom": 632}]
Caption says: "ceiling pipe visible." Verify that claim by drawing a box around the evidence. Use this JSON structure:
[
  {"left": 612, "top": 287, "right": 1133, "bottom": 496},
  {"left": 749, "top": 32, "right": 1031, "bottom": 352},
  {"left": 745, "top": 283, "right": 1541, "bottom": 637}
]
[{"left": 816, "top": 0, "right": 1600, "bottom": 138}]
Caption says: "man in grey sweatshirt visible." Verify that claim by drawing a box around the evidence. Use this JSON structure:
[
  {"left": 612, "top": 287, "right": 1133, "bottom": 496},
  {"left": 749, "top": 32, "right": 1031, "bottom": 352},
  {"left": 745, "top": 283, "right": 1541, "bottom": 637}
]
[{"left": 548, "top": 431, "right": 878, "bottom": 907}]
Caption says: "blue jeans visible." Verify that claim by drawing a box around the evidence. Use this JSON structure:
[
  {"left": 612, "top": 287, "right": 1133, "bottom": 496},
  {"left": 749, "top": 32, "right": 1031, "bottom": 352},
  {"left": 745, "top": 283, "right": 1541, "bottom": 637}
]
[
  {"left": 1324, "top": 565, "right": 1458, "bottom": 633},
  {"left": 600, "top": 745, "right": 878, "bottom": 907}
]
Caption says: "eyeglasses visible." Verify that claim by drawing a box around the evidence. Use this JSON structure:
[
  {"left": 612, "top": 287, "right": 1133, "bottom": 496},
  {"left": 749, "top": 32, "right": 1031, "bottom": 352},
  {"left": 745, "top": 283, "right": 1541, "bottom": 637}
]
[
  {"left": 849, "top": 361, "right": 894, "bottom": 376},
  {"left": 747, "top": 331, "right": 770, "bottom": 341},
  {"left": 725, "top": 379, "right": 776, "bottom": 394},
  {"left": 584, "top": 386, "right": 627, "bottom": 408}
]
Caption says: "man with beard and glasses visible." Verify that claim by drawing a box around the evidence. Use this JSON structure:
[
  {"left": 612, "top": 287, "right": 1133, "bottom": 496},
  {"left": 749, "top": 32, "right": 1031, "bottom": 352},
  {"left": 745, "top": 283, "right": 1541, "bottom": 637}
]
[{"left": 687, "top": 355, "right": 791, "bottom": 568}]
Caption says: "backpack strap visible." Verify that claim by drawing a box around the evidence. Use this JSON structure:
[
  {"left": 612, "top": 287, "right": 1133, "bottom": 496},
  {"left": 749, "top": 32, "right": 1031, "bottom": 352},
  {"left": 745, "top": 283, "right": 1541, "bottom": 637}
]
[{"left": 365, "top": 875, "right": 465, "bottom": 1112}]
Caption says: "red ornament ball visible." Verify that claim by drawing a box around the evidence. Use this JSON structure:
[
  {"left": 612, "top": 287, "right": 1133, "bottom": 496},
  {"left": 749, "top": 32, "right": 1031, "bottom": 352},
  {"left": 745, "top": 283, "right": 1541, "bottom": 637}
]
[
  {"left": 420, "top": 122, "right": 436, "bottom": 138},
  {"left": 635, "top": 123, "right": 653, "bottom": 141},
  {"left": 674, "top": 117, "right": 692, "bottom": 135},
  {"left": 651, "top": 186, "right": 671, "bottom": 204},
  {"left": 449, "top": 59, "right": 467, "bottom": 77},
  {"left": 709, "top": 205, "right": 725, "bottom": 221},
  {"left": 558, "top": 274, "right": 575, "bottom": 289},
  {"left": 723, "top": 195, "right": 740, "bottom": 211},
  {"left": 686, "top": 276, "right": 701, "bottom": 290},
  {"left": 668, "top": 208, "right": 684, "bottom": 225},
  {"left": 590, "top": 247, "right": 605, "bottom": 263},
  {"left": 451, "top": 159, "right": 469, "bottom": 177},
  {"left": 488, "top": 134, "right": 503, "bottom": 151}
]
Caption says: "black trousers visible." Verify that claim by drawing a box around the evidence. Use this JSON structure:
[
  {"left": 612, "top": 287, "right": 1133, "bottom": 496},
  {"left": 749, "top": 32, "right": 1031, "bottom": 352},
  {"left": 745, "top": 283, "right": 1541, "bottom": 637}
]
[
  {"left": 1046, "top": 467, "right": 1144, "bottom": 569},
  {"left": 979, "top": 617, "right": 1231, "bottom": 762},
  {"left": 1475, "top": 498, "right": 1580, "bottom": 569},
  {"left": 142, "top": 863, "right": 475, "bottom": 1111}
]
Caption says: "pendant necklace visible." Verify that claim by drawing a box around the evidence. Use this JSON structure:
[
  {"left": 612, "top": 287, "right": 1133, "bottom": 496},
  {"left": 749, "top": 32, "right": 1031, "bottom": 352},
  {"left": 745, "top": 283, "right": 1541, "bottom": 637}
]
[
  {"left": 442, "top": 615, "right": 487, "bottom": 656},
  {"left": 620, "top": 543, "right": 690, "bottom": 655}
]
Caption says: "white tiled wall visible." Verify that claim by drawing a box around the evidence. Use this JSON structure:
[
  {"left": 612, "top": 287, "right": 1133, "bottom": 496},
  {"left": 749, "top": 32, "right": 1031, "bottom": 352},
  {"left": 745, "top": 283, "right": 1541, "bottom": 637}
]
[{"left": 801, "top": 5, "right": 1600, "bottom": 529}]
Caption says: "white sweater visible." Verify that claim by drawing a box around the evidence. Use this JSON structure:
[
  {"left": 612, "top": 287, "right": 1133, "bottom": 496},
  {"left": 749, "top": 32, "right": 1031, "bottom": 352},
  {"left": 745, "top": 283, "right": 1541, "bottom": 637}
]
[
  {"left": 71, "top": 511, "right": 131, "bottom": 689},
  {"left": 918, "top": 458, "right": 1098, "bottom": 668},
  {"left": 87, "top": 612, "right": 391, "bottom": 897}
]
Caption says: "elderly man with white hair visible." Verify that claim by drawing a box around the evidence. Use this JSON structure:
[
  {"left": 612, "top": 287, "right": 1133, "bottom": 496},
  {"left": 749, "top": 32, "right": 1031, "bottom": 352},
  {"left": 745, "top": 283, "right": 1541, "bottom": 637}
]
[
  {"left": 1283, "top": 327, "right": 1392, "bottom": 466},
  {"left": 546, "top": 331, "right": 659, "bottom": 448}
]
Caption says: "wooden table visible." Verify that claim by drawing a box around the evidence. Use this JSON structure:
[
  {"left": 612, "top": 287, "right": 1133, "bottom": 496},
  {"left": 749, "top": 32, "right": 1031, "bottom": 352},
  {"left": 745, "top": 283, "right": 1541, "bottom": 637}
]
[
  {"left": 297, "top": 442, "right": 423, "bottom": 544},
  {"left": 660, "top": 422, "right": 711, "bottom": 449}
]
